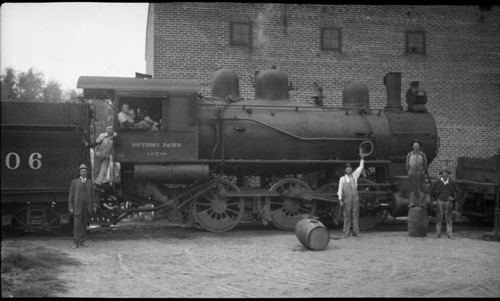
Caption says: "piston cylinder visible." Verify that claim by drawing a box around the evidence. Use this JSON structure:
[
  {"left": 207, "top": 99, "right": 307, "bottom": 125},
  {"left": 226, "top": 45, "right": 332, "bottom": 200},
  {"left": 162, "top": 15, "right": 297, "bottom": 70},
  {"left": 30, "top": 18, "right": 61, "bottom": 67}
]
[{"left": 134, "top": 164, "right": 209, "bottom": 182}]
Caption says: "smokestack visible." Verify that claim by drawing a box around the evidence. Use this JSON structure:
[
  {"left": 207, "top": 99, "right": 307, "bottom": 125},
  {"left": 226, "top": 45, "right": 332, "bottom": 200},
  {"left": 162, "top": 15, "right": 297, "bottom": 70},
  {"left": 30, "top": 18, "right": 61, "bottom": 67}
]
[{"left": 384, "top": 72, "right": 402, "bottom": 110}]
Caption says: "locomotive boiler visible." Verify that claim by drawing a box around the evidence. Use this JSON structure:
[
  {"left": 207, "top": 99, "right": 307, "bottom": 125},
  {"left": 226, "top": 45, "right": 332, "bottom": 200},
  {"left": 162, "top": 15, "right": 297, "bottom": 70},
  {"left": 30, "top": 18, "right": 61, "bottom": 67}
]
[{"left": 75, "top": 68, "right": 439, "bottom": 232}]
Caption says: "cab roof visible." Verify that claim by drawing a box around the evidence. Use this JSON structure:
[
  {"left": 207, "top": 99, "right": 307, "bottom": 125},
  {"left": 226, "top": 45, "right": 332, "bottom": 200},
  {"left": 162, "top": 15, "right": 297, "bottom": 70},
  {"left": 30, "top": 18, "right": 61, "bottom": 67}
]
[{"left": 77, "top": 76, "right": 200, "bottom": 99}]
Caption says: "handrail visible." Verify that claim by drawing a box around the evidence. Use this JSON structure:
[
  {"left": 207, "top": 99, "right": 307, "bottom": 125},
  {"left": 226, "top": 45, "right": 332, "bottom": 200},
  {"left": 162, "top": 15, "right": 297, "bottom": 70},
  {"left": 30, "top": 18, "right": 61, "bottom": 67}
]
[{"left": 221, "top": 117, "right": 369, "bottom": 142}]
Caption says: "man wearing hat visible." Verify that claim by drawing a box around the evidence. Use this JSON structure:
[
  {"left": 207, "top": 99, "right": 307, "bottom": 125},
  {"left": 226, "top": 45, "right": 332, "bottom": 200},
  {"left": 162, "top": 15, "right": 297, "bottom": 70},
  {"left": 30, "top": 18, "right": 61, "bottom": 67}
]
[
  {"left": 68, "top": 164, "right": 96, "bottom": 248},
  {"left": 429, "top": 168, "right": 460, "bottom": 238},
  {"left": 406, "top": 139, "right": 428, "bottom": 208},
  {"left": 337, "top": 152, "right": 365, "bottom": 238}
]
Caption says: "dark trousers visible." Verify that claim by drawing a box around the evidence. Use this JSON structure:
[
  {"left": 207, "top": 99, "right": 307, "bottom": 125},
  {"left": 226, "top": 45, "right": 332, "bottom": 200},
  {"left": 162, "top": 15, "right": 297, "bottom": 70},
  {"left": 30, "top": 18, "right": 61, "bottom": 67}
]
[{"left": 73, "top": 205, "right": 89, "bottom": 244}]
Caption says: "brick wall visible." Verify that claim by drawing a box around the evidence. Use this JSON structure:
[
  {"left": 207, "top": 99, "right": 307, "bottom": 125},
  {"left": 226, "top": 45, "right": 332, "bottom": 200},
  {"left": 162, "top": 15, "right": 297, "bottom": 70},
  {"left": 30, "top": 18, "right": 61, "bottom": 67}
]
[{"left": 148, "top": 3, "right": 500, "bottom": 177}]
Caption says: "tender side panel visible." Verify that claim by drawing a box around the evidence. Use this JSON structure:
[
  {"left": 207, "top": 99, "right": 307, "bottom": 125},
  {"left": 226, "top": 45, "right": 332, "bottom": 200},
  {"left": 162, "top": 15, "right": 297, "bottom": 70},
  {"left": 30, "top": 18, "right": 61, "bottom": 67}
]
[{"left": 1, "top": 127, "right": 85, "bottom": 192}]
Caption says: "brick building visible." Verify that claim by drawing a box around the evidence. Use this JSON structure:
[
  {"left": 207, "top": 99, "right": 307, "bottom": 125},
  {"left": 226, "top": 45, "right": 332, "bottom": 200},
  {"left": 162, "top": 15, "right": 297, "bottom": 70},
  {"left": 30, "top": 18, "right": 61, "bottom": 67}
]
[{"left": 145, "top": 3, "right": 500, "bottom": 176}]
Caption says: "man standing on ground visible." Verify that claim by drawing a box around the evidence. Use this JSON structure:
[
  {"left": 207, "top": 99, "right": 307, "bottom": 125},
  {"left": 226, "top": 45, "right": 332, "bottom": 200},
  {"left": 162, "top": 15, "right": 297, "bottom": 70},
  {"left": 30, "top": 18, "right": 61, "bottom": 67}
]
[
  {"left": 338, "top": 152, "right": 365, "bottom": 238},
  {"left": 430, "top": 168, "right": 460, "bottom": 238},
  {"left": 68, "top": 164, "right": 96, "bottom": 248}
]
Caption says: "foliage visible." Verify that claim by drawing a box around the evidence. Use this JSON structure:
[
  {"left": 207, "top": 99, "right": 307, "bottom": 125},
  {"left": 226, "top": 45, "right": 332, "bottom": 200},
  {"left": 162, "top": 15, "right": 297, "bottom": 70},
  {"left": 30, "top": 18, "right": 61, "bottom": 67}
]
[
  {"left": 89, "top": 98, "right": 116, "bottom": 137},
  {"left": 1, "top": 244, "right": 80, "bottom": 297},
  {"left": 1, "top": 67, "right": 79, "bottom": 102},
  {"left": 1, "top": 67, "right": 17, "bottom": 101}
]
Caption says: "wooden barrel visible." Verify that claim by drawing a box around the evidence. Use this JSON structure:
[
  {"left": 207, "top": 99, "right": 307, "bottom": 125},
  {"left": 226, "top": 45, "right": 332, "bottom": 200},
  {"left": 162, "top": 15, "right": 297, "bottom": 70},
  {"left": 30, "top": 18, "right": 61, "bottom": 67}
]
[
  {"left": 295, "top": 218, "right": 330, "bottom": 250},
  {"left": 408, "top": 206, "right": 429, "bottom": 237}
]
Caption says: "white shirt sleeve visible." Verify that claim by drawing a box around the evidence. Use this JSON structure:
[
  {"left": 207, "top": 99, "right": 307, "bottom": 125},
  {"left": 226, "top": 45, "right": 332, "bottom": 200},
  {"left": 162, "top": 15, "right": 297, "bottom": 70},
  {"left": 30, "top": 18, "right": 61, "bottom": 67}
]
[
  {"left": 353, "top": 158, "right": 365, "bottom": 181},
  {"left": 337, "top": 176, "right": 344, "bottom": 201},
  {"left": 96, "top": 133, "right": 106, "bottom": 144},
  {"left": 118, "top": 112, "right": 131, "bottom": 125}
]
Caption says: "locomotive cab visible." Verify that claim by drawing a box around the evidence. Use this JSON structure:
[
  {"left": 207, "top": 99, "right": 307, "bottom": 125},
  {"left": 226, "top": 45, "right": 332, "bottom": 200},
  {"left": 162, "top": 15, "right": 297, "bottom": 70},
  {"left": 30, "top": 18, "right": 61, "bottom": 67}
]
[
  {"left": 77, "top": 76, "right": 202, "bottom": 196},
  {"left": 78, "top": 76, "right": 200, "bottom": 161}
]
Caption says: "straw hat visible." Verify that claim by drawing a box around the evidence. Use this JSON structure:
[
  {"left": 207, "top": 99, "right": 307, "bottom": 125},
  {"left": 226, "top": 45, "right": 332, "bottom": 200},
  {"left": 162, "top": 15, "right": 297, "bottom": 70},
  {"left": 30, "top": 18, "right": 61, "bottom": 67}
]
[{"left": 78, "top": 164, "right": 89, "bottom": 171}]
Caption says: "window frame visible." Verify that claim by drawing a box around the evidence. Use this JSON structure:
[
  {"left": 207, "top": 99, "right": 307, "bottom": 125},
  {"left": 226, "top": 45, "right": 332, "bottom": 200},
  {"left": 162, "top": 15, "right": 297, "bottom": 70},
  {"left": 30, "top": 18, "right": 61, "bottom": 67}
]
[
  {"left": 320, "top": 27, "right": 342, "bottom": 51},
  {"left": 406, "top": 30, "right": 426, "bottom": 55},
  {"left": 230, "top": 21, "right": 252, "bottom": 47}
]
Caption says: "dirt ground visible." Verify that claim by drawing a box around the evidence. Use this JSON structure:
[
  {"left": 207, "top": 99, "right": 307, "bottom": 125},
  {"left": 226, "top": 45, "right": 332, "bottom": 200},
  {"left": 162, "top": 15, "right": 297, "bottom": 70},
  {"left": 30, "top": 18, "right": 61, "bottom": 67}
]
[{"left": 2, "top": 219, "right": 500, "bottom": 298}]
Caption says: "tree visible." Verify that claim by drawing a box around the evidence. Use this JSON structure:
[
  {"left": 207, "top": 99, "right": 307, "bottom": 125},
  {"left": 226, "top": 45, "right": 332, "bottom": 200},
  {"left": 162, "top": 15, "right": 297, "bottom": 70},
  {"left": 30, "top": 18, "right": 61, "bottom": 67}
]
[
  {"left": 45, "top": 80, "right": 63, "bottom": 102},
  {"left": 1, "top": 67, "right": 18, "bottom": 101},
  {"left": 1, "top": 67, "right": 78, "bottom": 102},
  {"left": 63, "top": 88, "right": 81, "bottom": 103},
  {"left": 17, "top": 68, "right": 46, "bottom": 102}
]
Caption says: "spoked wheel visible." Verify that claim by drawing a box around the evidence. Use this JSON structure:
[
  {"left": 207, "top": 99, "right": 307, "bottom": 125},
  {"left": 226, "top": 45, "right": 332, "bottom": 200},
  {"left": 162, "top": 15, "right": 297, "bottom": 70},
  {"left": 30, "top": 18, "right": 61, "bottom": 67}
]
[
  {"left": 264, "top": 178, "right": 316, "bottom": 231},
  {"left": 190, "top": 179, "right": 245, "bottom": 232},
  {"left": 357, "top": 178, "right": 388, "bottom": 230},
  {"left": 188, "top": 201, "right": 205, "bottom": 230}
]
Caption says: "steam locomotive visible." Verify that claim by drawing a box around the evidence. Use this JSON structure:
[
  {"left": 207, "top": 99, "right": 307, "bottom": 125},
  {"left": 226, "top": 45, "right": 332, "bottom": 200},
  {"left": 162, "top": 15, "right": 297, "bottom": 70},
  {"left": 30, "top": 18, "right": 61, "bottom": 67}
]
[
  {"left": 76, "top": 68, "right": 437, "bottom": 232},
  {"left": 1, "top": 68, "right": 441, "bottom": 235}
]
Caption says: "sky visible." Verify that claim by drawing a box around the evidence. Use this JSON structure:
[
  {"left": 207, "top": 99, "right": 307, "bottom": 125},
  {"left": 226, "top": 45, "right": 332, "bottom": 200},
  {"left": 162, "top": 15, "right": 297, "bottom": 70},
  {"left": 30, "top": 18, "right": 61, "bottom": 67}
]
[{"left": 1, "top": 2, "right": 149, "bottom": 90}]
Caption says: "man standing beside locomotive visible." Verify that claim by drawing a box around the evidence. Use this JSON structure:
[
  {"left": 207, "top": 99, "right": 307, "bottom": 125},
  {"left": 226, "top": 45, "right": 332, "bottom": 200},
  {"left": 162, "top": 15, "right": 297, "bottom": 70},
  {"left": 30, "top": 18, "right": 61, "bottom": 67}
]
[
  {"left": 338, "top": 151, "right": 365, "bottom": 238},
  {"left": 68, "top": 164, "right": 96, "bottom": 249},
  {"left": 406, "top": 140, "right": 428, "bottom": 208},
  {"left": 84, "top": 125, "right": 117, "bottom": 186},
  {"left": 429, "top": 168, "right": 460, "bottom": 238}
]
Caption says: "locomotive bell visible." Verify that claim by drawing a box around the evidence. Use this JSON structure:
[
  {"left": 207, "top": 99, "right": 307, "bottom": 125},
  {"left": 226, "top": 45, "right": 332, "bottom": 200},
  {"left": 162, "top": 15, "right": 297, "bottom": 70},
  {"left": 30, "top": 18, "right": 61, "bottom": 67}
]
[
  {"left": 211, "top": 68, "right": 241, "bottom": 101},
  {"left": 342, "top": 81, "right": 370, "bottom": 109},
  {"left": 255, "top": 69, "right": 290, "bottom": 101}
]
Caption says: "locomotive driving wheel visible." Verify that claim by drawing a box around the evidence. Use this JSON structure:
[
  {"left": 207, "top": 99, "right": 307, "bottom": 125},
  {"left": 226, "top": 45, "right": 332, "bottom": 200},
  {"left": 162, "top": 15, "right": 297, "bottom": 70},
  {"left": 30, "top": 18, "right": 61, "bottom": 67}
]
[
  {"left": 357, "top": 178, "right": 388, "bottom": 230},
  {"left": 188, "top": 201, "right": 205, "bottom": 230},
  {"left": 190, "top": 179, "right": 245, "bottom": 232},
  {"left": 264, "top": 178, "right": 316, "bottom": 231}
]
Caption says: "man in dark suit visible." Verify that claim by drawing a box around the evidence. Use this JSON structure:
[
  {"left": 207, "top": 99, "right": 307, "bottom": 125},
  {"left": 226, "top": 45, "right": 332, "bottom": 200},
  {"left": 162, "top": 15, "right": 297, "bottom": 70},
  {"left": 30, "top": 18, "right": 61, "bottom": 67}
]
[
  {"left": 68, "top": 164, "right": 96, "bottom": 248},
  {"left": 429, "top": 168, "right": 460, "bottom": 238}
]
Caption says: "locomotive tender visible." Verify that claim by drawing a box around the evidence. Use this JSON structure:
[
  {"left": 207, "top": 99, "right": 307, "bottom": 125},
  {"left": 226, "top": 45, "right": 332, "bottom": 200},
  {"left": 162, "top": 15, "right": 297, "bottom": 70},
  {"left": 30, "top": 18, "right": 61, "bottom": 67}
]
[
  {"left": 75, "top": 68, "right": 438, "bottom": 232},
  {"left": 1, "top": 102, "right": 91, "bottom": 236}
]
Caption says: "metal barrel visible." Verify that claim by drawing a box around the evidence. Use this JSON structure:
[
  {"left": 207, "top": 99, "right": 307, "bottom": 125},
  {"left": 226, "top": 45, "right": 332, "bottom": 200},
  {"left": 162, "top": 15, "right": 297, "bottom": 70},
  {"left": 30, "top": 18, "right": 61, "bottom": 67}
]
[
  {"left": 295, "top": 218, "right": 330, "bottom": 250},
  {"left": 407, "top": 207, "right": 429, "bottom": 237}
]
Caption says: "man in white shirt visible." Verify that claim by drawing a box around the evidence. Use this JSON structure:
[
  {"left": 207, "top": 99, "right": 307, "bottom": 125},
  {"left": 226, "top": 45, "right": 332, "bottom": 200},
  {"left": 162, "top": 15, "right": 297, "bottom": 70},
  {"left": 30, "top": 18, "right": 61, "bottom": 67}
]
[
  {"left": 337, "top": 155, "right": 365, "bottom": 238},
  {"left": 84, "top": 125, "right": 117, "bottom": 185},
  {"left": 117, "top": 104, "right": 135, "bottom": 127}
]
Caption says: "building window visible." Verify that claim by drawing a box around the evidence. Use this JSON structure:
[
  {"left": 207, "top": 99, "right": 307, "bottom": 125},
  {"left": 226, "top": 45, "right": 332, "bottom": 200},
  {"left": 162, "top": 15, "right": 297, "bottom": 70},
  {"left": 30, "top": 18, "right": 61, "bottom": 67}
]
[
  {"left": 406, "top": 31, "right": 426, "bottom": 54},
  {"left": 321, "top": 27, "right": 341, "bottom": 51},
  {"left": 230, "top": 22, "right": 252, "bottom": 47}
]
